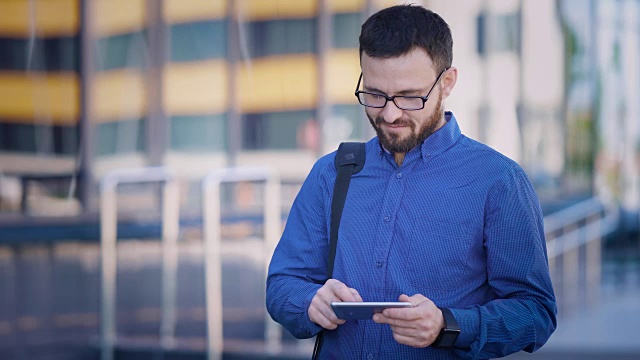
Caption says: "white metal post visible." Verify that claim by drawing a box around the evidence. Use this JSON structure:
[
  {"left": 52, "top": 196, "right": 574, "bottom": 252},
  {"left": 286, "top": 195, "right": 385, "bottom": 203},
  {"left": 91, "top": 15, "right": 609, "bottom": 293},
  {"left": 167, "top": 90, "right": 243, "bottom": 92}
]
[
  {"left": 202, "top": 167, "right": 282, "bottom": 360},
  {"left": 100, "top": 180, "right": 117, "bottom": 360},
  {"left": 202, "top": 175, "right": 223, "bottom": 360},
  {"left": 562, "top": 224, "right": 580, "bottom": 314},
  {"left": 264, "top": 170, "right": 282, "bottom": 355},
  {"left": 100, "top": 167, "right": 180, "bottom": 360},
  {"left": 586, "top": 215, "right": 602, "bottom": 307},
  {"left": 161, "top": 179, "right": 180, "bottom": 349}
]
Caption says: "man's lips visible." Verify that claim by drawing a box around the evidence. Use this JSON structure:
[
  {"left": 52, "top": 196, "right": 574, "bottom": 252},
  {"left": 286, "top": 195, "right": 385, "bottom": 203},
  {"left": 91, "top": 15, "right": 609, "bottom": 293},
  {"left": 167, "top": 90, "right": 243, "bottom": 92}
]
[{"left": 382, "top": 122, "right": 410, "bottom": 130}]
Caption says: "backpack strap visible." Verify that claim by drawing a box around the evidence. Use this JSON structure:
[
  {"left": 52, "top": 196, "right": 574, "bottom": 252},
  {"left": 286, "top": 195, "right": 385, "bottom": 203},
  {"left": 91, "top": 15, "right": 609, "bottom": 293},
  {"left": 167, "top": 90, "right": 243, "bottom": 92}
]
[
  {"left": 327, "top": 142, "right": 366, "bottom": 278},
  {"left": 313, "top": 142, "right": 366, "bottom": 360}
]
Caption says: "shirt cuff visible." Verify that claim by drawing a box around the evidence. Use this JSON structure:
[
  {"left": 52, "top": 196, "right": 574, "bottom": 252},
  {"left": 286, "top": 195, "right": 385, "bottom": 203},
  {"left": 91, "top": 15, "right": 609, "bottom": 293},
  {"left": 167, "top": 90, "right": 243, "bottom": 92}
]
[
  {"left": 449, "top": 307, "right": 480, "bottom": 349},
  {"left": 300, "top": 286, "right": 324, "bottom": 337}
]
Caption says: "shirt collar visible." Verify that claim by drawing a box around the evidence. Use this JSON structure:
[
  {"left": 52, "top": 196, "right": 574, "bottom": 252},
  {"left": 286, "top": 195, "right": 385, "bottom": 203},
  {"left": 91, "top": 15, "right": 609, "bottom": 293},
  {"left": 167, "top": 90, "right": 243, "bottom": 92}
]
[
  {"left": 420, "top": 111, "right": 461, "bottom": 161},
  {"left": 377, "top": 111, "right": 461, "bottom": 162}
]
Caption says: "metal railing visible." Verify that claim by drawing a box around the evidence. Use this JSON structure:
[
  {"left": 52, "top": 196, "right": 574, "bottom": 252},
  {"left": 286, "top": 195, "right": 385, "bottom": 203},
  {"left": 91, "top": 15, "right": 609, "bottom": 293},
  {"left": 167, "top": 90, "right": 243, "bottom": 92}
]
[
  {"left": 100, "top": 167, "right": 180, "bottom": 360},
  {"left": 202, "top": 166, "right": 282, "bottom": 360},
  {"left": 95, "top": 163, "right": 619, "bottom": 359},
  {"left": 544, "top": 196, "right": 620, "bottom": 311}
]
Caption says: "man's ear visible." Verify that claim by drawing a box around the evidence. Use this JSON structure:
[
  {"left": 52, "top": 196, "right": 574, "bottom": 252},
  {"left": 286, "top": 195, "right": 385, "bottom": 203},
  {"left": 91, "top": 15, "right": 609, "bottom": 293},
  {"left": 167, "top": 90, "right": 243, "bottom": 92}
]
[{"left": 441, "top": 67, "right": 458, "bottom": 99}]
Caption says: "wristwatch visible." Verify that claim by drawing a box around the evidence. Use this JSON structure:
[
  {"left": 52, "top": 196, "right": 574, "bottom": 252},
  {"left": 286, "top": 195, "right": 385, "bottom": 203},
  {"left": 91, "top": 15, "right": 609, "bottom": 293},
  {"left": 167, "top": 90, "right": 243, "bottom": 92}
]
[{"left": 431, "top": 307, "right": 460, "bottom": 349}]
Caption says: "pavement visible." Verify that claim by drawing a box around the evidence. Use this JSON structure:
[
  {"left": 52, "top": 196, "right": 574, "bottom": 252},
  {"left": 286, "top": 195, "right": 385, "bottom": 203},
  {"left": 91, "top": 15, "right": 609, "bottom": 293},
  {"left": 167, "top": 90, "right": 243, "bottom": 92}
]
[
  {"left": 507, "top": 261, "right": 640, "bottom": 360},
  {"left": 1, "top": 238, "right": 639, "bottom": 360}
]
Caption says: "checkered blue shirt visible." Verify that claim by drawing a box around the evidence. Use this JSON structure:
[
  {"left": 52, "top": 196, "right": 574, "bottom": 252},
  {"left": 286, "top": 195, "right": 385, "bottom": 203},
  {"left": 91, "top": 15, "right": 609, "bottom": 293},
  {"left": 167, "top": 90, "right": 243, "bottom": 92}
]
[{"left": 267, "top": 112, "right": 557, "bottom": 359}]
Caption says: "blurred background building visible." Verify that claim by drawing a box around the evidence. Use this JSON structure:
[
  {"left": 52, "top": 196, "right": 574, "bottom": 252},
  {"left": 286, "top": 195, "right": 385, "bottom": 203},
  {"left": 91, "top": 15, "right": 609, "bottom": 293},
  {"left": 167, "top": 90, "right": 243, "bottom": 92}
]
[{"left": 0, "top": 0, "right": 638, "bottom": 359}]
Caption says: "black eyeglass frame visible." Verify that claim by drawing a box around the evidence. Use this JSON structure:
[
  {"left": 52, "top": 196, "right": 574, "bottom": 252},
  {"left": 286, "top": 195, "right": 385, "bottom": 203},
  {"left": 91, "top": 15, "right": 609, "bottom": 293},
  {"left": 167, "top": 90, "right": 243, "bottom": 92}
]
[{"left": 354, "top": 68, "right": 449, "bottom": 111}]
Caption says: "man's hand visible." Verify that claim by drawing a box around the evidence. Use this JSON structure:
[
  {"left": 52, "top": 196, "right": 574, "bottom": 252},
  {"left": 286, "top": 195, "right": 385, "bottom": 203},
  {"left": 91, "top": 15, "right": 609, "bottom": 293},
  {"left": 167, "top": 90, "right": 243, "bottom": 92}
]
[
  {"left": 372, "top": 294, "right": 444, "bottom": 348},
  {"left": 308, "top": 279, "right": 362, "bottom": 330}
]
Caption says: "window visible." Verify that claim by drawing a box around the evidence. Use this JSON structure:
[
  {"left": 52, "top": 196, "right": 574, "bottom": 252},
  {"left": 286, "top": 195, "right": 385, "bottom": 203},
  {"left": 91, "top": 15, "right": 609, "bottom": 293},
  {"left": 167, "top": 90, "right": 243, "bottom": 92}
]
[
  {"left": 332, "top": 13, "right": 360, "bottom": 49},
  {"left": 476, "top": 12, "right": 521, "bottom": 55},
  {"left": 0, "top": 123, "right": 35, "bottom": 152},
  {"left": 0, "top": 36, "right": 78, "bottom": 71},
  {"left": 248, "top": 18, "right": 317, "bottom": 58},
  {"left": 476, "top": 13, "right": 486, "bottom": 56},
  {"left": 95, "top": 32, "right": 148, "bottom": 71},
  {"left": 242, "top": 110, "right": 315, "bottom": 150},
  {"left": 0, "top": 123, "right": 77, "bottom": 155},
  {"left": 52, "top": 125, "right": 78, "bottom": 154},
  {"left": 96, "top": 119, "right": 145, "bottom": 156},
  {"left": 494, "top": 13, "right": 520, "bottom": 53},
  {"left": 170, "top": 114, "right": 226, "bottom": 152},
  {"left": 331, "top": 104, "right": 367, "bottom": 139},
  {"left": 169, "top": 20, "right": 227, "bottom": 62}
]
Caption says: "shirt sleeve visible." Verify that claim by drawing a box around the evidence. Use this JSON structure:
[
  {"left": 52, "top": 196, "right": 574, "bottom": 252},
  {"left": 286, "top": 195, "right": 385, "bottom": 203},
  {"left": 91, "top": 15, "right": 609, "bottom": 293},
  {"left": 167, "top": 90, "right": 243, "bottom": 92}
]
[
  {"left": 266, "top": 159, "right": 332, "bottom": 339},
  {"left": 451, "top": 170, "right": 558, "bottom": 359}
]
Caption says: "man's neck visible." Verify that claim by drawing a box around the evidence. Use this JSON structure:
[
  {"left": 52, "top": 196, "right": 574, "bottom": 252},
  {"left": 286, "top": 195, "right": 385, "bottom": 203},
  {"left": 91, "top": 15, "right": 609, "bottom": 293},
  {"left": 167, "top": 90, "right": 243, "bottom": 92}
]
[{"left": 394, "top": 152, "right": 405, "bottom": 167}]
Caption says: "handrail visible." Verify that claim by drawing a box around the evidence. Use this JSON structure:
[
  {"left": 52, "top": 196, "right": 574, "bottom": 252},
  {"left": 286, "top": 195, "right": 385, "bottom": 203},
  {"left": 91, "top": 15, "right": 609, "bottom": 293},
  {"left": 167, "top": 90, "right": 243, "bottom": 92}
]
[
  {"left": 202, "top": 166, "right": 282, "bottom": 360},
  {"left": 542, "top": 195, "right": 620, "bottom": 311},
  {"left": 544, "top": 196, "right": 619, "bottom": 258},
  {"left": 100, "top": 167, "right": 180, "bottom": 360}
]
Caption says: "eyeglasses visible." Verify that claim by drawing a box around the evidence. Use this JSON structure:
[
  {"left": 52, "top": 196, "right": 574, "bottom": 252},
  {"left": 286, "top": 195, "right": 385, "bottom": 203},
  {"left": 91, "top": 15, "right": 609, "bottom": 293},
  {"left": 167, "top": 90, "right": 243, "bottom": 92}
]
[{"left": 354, "top": 68, "right": 448, "bottom": 111}]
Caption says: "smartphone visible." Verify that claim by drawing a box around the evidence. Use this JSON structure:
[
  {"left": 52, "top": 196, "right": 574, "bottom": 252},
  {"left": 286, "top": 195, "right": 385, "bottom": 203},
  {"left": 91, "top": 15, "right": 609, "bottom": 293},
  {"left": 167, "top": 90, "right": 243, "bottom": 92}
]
[{"left": 331, "top": 301, "right": 412, "bottom": 320}]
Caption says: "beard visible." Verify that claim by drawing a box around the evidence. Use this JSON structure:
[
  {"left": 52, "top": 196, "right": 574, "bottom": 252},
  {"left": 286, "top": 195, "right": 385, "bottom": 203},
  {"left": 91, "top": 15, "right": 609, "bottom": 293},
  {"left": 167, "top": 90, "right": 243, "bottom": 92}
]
[{"left": 367, "top": 91, "right": 444, "bottom": 154}]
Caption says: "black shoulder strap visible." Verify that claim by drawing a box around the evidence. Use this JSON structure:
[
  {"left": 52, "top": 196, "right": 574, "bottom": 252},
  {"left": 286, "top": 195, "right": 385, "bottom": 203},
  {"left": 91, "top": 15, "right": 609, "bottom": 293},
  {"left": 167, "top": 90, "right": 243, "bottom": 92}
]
[
  {"left": 313, "top": 142, "right": 365, "bottom": 360},
  {"left": 327, "top": 142, "right": 366, "bottom": 278}
]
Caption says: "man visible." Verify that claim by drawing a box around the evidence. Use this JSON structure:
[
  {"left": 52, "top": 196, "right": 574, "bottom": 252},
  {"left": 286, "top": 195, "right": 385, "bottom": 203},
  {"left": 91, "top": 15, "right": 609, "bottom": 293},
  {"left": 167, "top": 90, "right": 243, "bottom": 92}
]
[{"left": 267, "top": 4, "right": 556, "bottom": 359}]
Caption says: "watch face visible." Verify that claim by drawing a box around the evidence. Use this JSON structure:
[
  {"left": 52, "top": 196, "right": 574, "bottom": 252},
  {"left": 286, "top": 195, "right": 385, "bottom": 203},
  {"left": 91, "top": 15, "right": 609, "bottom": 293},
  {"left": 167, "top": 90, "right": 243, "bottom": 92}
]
[
  {"left": 433, "top": 328, "right": 460, "bottom": 349},
  {"left": 439, "top": 330, "right": 460, "bottom": 348}
]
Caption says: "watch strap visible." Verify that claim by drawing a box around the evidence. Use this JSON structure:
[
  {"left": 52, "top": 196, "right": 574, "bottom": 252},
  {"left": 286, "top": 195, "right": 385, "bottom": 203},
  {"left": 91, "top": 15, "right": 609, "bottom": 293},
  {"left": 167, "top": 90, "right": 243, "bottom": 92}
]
[{"left": 431, "top": 307, "right": 460, "bottom": 349}]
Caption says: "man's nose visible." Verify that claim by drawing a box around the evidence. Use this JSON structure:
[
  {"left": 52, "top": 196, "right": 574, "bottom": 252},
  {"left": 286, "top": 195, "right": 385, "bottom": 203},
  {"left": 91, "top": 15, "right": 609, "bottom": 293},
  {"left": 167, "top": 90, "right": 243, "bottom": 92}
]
[{"left": 380, "top": 99, "right": 403, "bottom": 123}]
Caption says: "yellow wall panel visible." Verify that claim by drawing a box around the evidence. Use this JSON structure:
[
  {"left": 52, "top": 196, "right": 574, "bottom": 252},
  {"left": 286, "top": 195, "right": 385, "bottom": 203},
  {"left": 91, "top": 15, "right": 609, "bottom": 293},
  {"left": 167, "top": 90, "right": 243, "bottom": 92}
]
[
  {"left": 236, "top": 55, "right": 317, "bottom": 113},
  {"left": 164, "top": 60, "right": 228, "bottom": 115},
  {"left": 164, "top": 0, "right": 227, "bottom": 24},
  {"left": 92, "top": 70, "right": 146, "bottom": 122},
  {"left": 326, "top": 50, "right": 361, "bottom": 104},
  {"left": 237, "top": 0, "right": 317, "bottom": 21},
  {"left": 93, "top": 0, "right": 146, "bottom": 37},
  {"left": 328, "top": 0, "right": 365, "bottom": 13},
  {"left": 0, "top": 71, "right": 78, "bottom": 125},
  {"left": 0, "top": 0, "right": 79, "bottom": 37},
  {"left": 373, "top": 0, "right": 401, "bottom": 10}
]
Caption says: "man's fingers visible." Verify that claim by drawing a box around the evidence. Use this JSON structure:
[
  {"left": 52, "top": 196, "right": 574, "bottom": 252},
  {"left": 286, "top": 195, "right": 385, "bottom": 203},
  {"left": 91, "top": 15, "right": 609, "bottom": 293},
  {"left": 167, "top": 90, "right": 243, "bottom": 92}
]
[
  {"left": 308, "top": 280, "right": 360, "bottom": 330},
  {"left": 349, "top": 288, "right": 363, "bottom": 302},
  {"left": 391, "top": 331, "right": 423, "bottom": 348},
  {"left": 318, "top": 301, "right": 344, "bottom": 324},
  {"left": 390, "top": 325, "right": 422, "bottom": 338},
  {"left": 330, "top": 280, "right": 360, "bottom": 302},
  {"left": 309, "top": 298, "right": 345, "bottom": 330},
  {"left": 310, "top": 308, "right": 339, "bottom": 330},
  {"left": 382, "top": 307, "right": 420, "bottom": 321},
  {"left": 400, "top": 293, "right": 428, "bottom": 306},
  {"left": 380, "top": 294, "right": 432, "bottom": 320},
  {"left": 373, "top": 313, "right": 413, "bottom": 328}
]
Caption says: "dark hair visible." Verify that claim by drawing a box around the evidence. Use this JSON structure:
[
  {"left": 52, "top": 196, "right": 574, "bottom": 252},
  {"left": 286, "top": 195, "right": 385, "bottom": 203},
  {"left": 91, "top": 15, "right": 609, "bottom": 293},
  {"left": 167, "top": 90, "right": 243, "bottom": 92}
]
[{"left": 359, "top": 4, "right": 453, "bottom": 73}]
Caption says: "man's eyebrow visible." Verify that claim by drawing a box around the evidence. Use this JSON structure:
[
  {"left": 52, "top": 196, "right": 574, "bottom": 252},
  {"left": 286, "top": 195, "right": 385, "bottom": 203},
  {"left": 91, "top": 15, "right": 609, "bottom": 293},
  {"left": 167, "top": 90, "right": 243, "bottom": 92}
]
[
  {"left": 363, "top": 85, "right": 387, "bottom": 95},
  {"left": 363, "top": 85, "right": 427, "bottom": 96}
]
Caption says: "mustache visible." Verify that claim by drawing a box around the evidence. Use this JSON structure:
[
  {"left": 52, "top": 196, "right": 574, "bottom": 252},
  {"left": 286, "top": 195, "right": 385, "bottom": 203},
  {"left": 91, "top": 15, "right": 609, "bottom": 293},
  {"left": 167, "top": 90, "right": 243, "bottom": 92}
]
[{"left": 375, "top": 117, "right": 413, "bottom": 127}]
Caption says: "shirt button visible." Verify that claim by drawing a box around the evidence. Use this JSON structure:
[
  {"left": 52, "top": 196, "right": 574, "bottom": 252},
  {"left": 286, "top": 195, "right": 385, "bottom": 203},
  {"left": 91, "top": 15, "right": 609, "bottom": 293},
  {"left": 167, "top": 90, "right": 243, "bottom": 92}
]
[
  {"left": 396, "top": 172, "right": 403, "bottom": 179},
  {"left": 367, "top": 354, "right": 374, "bottom": 360},
  {"left": 383, "top": 215, "right": 390, "bottom": 222},
  {"left": 376, "top": 261, "right": 382, "bottom": 268}
]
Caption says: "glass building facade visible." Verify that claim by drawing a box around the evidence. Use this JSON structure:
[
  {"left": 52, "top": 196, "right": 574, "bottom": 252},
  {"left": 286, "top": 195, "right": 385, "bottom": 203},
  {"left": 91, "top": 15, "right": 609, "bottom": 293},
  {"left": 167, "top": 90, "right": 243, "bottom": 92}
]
[
  {"left": 0, "top": 0, "right": 638, "bottom": 219},
  {"left": 0, "top": 0, "right": 388, "bottom": 215}
]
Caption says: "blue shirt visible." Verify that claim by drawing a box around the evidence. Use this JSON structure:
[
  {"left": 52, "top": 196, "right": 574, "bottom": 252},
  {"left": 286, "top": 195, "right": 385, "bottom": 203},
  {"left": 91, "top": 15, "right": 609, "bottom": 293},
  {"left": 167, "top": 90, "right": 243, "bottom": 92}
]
[{"left": 267, "top": 112, "right": 557, "bottom": 359}]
